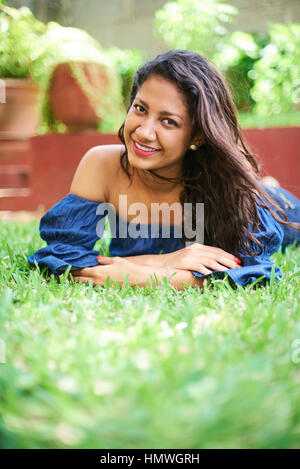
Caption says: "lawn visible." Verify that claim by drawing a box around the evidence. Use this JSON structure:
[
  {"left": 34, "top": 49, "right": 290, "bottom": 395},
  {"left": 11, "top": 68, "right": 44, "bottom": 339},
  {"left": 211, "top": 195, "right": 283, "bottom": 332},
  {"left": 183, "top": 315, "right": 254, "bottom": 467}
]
[{"left": 0, "top": 218, "right": 300, "bottom": 449}]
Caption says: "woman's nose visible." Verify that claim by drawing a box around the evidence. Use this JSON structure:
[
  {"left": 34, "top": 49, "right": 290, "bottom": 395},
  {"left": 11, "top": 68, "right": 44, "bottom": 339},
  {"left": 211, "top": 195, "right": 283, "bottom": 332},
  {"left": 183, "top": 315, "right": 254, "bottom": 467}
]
[{"left": 136, "top": 119, "right": 156, "bottom": 141}]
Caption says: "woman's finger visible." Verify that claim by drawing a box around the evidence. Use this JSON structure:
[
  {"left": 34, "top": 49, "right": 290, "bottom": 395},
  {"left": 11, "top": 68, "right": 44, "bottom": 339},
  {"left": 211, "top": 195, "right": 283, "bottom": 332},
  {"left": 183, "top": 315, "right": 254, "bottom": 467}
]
[
  {"left": 73, "top": 276, "right": 93, "bottom": 285},
  {"left": 191, "top": 244, "right": 240, "bottom": 264},
  {"left": 71, "top": 267, "right": 94, "bottom": 277},
  {"left": 73, "top": 276, "right": 87, "bottom": 283},
  {"left": 186, "top": 255, "right": 233, "bottom": 272},
  {"left": 190, "top": 250, "right": 241, "bottom": 269},
  {"left": 71, "top": 269, "right": 85, "bottom": 276},
  {"left": 191, "top": 264, "right": 212, "bottom": 275},
  {"left": 215, "top": 256, "right": 241, "bottom": 269},
  {"left": 97, "top": 255, "right": 114, "bottom": 265},
  {"left": 204, "top": 260, "right": 235, "bottom": 272},
  {"left": 97, "top": 256, "right": 129, "bottom": 266},
  {"left": 204, "top": 255, "right": 241, "bottom": 269}
]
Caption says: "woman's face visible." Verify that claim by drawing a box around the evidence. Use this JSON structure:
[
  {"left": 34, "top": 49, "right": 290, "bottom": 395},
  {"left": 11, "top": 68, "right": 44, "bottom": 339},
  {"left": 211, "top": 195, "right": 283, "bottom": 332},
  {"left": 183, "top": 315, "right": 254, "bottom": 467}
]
[{"left": 124, "top": 75, "right": 195, "bottom": 178}]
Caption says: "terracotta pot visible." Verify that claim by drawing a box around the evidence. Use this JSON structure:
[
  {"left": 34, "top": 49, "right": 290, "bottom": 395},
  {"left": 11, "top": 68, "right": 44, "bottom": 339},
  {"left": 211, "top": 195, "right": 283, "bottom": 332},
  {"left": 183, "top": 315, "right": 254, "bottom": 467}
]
[
  {"left": 49, "top": 62, "right": 108, "bottom": 133},
  {"left": 0, "top": 78, "right": 41, "bottom": 139}
]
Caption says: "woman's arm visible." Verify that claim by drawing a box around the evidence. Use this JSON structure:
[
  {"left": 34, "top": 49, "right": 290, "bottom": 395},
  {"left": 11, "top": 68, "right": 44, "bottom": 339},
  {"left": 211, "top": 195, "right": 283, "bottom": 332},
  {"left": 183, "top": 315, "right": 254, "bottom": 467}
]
[
  {"left": 114, "top": 243, "right": 241, "bottom": 274},
  {"left": 142, "top": 265, "right": 204, "bottom": 290},
  {"left": 71, "top": 257, "right": 204, "bottom": 290},
  {"left": 28, "top": 145, "right": 123, "bottom": 277}
]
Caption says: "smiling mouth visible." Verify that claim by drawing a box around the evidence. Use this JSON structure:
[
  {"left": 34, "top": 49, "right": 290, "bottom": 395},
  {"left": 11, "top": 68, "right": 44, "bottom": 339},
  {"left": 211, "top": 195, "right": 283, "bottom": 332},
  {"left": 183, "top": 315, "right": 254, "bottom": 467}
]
[{"left": 132, "top": 139, "right": 160, "bottom": 156}]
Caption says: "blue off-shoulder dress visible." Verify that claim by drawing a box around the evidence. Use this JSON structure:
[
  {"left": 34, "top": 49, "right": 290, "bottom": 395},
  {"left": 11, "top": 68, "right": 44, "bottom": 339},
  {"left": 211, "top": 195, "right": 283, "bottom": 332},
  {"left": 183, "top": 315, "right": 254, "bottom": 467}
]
[{"left": 28, "top": 185, "right": 300, "bottom": 287}]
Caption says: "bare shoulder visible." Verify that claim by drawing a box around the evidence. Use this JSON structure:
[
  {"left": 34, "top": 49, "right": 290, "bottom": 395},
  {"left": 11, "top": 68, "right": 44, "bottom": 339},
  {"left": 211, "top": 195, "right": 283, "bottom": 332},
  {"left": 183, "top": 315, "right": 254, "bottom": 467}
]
[{"left": 69, "top": 144, "right": 125, "bottom": 202}]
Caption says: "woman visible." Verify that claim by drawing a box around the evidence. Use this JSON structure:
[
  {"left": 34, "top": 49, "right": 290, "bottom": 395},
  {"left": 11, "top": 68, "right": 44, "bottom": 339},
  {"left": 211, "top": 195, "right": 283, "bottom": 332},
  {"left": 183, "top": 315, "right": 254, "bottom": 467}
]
[{"left": 28, "top": 50, "right": 300, "bottom": 290}]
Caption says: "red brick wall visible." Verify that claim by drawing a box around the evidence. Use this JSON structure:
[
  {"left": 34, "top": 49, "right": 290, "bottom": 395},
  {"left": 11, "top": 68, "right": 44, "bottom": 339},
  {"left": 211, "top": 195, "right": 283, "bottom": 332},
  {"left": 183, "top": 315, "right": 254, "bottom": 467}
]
[{"left": 0, "top": 127, "right": 299, "bottom": 211}]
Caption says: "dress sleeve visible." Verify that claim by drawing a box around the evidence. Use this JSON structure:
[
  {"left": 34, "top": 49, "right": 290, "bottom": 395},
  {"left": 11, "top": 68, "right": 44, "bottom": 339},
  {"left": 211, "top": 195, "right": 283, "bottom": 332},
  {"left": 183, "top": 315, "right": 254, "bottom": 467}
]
[
  {"left": 261, "top": 185, "right": 300, "bottom": 250},
  {"left": 28, "top": 193, "right": 107, "bottom": 277},
  {"left": 190, "top": 204, "right": 284, "bottom": 287}
]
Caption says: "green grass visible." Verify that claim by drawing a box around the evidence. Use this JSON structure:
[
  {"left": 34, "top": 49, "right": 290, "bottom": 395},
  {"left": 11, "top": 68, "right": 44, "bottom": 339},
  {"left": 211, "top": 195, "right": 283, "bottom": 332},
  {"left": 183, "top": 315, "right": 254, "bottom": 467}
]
[
  {"left": 0, "top": 219, "right": 300, "bottom": 449},
  {"left": 238, "top": 111, "right": 300, "bottom": 129}
]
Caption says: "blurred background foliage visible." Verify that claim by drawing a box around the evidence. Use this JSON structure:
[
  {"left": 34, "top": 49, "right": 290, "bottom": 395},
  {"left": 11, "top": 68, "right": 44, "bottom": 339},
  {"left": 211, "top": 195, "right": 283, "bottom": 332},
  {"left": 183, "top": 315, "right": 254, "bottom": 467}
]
[
  {"left": 154, "top": 0, "right": 300, "bottom": 126},
  {"left": 0, "top": 3, "right": 142, "bottom": 132},
  {"left": 1, "top": 0, "right": 300, "bottom": 131}
]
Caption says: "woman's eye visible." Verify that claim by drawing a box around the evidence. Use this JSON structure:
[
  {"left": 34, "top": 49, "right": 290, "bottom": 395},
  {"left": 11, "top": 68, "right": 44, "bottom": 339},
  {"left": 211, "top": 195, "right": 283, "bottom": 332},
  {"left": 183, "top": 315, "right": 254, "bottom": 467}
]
[
  {"left": 163, "top": 118, "right": 178, "bottom": 127},
  {"left": 133, "top": 104, "right": 145, "bottom": 113}
]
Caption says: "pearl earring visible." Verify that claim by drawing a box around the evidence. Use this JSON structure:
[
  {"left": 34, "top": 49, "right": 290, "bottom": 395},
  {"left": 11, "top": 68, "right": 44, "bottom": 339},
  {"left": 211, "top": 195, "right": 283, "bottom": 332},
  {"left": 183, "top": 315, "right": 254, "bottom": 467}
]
[{"left": 189, "top": 144, "right": 198, "bottom": 151}]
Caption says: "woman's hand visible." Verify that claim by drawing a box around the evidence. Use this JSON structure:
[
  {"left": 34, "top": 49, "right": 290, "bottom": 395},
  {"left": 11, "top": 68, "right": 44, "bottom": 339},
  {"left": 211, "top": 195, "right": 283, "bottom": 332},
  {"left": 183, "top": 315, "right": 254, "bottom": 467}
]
[
  {"left": 158, "top": 243, "right": 242, "bottom": 275},
  {"left": 70, "top": 257, "right": 143, "bottom": 288}
]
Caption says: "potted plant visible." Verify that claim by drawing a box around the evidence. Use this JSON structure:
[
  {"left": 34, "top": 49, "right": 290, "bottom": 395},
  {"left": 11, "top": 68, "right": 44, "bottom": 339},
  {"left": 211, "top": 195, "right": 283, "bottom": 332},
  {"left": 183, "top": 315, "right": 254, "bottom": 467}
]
[
  {"left": 0, "top": 5, "right": 47, "bottom": 138},
  {"left": 37, "top": 22, "right": 126, "bottom": 133},
  {"left": 0, "top": 4, "right": 126, "bottom": 137}
]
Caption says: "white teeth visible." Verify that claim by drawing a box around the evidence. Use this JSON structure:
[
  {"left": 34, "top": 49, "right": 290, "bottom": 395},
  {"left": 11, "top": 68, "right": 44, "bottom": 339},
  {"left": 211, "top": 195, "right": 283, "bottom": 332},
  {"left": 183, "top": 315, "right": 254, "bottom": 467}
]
[{"left": 135, "top": 142, "right": 158, "bottom": 152}]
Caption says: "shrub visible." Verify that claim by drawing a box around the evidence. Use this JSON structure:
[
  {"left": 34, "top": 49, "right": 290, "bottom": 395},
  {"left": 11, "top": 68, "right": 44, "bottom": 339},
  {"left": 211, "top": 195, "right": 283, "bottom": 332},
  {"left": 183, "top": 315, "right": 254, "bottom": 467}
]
[
  {"left": 106, "top": 47, "right": 144, "bottom": 108},
  {"left": 215, "top": 31, "right": 268, "bottom": 111},
  {"left": 154, "top": 0, "right": 300, "bottom": 123},
  {"left": 250, "top": 23, "right": 300, "bottom": 116},
  {"left": 154, "top": 0, "right": 238, "bottom": 61},
  {"left": 0, "top": 5, "right": 47, "bottom": 80}
]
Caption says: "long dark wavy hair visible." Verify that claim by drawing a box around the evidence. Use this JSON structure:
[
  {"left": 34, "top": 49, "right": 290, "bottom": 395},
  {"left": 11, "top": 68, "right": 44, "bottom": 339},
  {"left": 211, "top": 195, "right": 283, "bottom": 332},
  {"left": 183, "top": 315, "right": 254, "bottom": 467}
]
[{"left": 118, "top": 49, "right": 299, "bottom": 256}]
